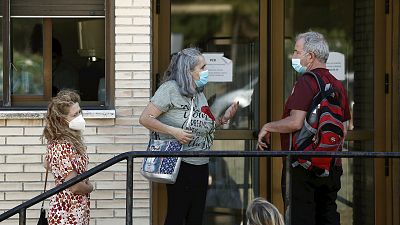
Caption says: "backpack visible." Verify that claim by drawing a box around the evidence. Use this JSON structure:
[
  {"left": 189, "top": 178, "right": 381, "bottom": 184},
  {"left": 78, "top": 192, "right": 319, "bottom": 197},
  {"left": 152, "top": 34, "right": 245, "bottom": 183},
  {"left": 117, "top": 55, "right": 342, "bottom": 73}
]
[{"left": 290, "top": 72, "right": 345, "bottom": 177}]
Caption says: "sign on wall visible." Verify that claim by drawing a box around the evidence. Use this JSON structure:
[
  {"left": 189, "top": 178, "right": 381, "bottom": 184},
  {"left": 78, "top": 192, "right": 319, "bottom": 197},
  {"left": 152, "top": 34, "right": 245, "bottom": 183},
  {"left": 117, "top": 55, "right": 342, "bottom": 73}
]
[
  {"left": 202, "top": 53, "right": 233, "bottom": 82},
  {"left": 326, "top": 52, "right": 345, "bottom": 80}
]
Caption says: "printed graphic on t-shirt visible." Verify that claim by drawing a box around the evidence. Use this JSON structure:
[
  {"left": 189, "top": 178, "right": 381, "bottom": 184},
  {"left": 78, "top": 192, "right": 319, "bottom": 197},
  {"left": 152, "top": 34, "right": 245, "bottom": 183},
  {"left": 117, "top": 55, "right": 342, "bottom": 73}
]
[{"left": 182, "top": 103, "right": 215, "bottom": 150}]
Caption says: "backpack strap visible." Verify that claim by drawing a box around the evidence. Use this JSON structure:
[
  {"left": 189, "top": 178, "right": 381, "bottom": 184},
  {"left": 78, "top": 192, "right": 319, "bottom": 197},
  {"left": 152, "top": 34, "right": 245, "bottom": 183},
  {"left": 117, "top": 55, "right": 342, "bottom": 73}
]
[
  {"left": 303, "top": 71, "right": 335, "bottom": 117},
  {"left": 304, "top": 71, "right": 325, "bottom": 93}
]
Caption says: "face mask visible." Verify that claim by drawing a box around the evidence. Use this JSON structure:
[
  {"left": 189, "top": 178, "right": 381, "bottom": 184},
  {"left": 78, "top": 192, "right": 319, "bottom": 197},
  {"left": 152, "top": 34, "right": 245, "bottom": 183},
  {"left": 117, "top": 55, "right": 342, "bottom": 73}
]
[
  {"left": 291, "top": 58, "right": 307, "bottom": 74},
  {"left": 195, "top": 70, "right": 209, "bottom": 88},
  {"left": 69, "top": 115, "right": 86, "bottom": 131}
]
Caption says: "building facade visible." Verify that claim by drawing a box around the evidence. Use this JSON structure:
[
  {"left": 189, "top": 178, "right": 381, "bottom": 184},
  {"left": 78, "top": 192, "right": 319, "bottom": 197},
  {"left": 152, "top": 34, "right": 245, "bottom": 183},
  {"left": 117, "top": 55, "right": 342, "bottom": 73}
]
[
  {"left": 0, "top": 0, "right": 152, "bottom": 224},
  {"left": 0, "top": 0, "right": 399, "bottom": 225}
]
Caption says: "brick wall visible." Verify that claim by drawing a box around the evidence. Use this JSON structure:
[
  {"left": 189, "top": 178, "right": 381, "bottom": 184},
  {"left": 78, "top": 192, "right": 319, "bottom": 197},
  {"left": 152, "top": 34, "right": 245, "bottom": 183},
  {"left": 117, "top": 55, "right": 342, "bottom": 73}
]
[{"left": 0, "top": 0, "right": 152, "bottom": 224}]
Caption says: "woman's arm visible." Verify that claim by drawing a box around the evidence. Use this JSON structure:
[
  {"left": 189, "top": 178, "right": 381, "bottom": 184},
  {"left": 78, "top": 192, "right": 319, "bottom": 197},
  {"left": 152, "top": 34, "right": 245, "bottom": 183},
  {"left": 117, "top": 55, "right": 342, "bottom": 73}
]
[
  {"left": 65, "top": 170, "right": 94, "bottom": 195},
  {"left": 139, "top": 102, "right": 193, "bottom": 144}
]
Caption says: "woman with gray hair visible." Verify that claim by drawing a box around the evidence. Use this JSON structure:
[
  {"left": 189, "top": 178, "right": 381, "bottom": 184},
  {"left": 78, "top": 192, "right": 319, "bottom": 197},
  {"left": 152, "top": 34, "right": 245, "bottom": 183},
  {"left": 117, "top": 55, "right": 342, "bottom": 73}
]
[
  {"left": 139, "top": 47, "right": 238, "bottom": 225},
  {"left": 246, "top": 197, "right": 285, "bottom": 225}
]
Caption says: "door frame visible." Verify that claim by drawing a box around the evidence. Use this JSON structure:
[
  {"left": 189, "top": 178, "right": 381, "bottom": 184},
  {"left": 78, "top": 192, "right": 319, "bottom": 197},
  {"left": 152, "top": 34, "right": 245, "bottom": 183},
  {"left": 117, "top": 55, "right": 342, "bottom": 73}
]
[
  {"left": 152, "top": 1, "right": 171, "bottom": 224},
  {"left": 387, "top": 0, "right": 399, "bottom": 224},
  {"left": 269, "top": 0, "right": 285, "bottom": 211},
  {"left": 152, "top": 0, "right": 394, "bottom": 224},
  {"left": 392, "top": 0, "right": 400, "bottom": 223},
  {"left": 376, "top": 0, "right": 388, "bottom": 224}
]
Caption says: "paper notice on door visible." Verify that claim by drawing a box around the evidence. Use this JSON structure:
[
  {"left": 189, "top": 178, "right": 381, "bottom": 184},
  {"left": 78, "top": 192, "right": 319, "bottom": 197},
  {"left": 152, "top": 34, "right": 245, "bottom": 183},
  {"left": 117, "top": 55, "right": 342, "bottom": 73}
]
[
  {"left": 202, "top": 53, "right": 233, "bottom": 82},
  {"left": 327, "top": 52, "right": 345, "bottom": 80}
]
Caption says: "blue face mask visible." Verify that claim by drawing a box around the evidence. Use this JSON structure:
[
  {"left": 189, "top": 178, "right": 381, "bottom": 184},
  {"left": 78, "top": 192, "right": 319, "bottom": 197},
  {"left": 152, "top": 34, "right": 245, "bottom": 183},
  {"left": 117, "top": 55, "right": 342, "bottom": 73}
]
[
  {"left": 291, "top": 58, "right": 307, "bottom": 74},
  {"left": 195, "top": 70, "right": 209, "bottom": 88}
]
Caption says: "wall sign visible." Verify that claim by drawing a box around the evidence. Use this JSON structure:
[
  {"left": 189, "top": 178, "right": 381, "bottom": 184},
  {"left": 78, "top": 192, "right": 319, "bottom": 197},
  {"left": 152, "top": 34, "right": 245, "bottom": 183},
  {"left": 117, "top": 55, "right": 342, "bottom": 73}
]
[
  {"left": 326, "top": 52, "right": 345, "bottom": 80},
  {"left": 202, "top": 53, "right": 233, "bottom": 82}
]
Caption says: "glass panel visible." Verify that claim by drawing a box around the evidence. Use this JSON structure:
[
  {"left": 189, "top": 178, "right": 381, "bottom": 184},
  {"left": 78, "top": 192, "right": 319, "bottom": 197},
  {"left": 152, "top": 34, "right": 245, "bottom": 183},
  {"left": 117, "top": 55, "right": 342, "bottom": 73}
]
[
  {"left": 284, "top": 0, "right": 375, "bottom": 225},
  {"left": 12, "top": 19, "right": 44, "bottom": 95},
  {"left": 0, "top": 16, "right": 3, "bottom": 97},
  {"left": 171, "top": 0, "right": 259, "bottom": 130},
  {"left": 207, "top": 140, "right": 258, "bottom": 225},
  {"left": 52, "top": 18, "right": 105, "bottom": 104},
  {"left": 10, "top": 18, "right": 105, "bottom": 104},
  {"left": 170, "top": 1, "right": 260, "bottom": 224}
]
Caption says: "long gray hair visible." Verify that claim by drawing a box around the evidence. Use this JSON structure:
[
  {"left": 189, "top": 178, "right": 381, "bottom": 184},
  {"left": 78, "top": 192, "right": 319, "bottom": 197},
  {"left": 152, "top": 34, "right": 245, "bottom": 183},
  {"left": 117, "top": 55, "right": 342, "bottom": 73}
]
[
  {"left": 163, "top": 47, "right": 203, "bottom": 97},
  {"left": 296, "top": 31, "right": 330, "bottom": 63}
]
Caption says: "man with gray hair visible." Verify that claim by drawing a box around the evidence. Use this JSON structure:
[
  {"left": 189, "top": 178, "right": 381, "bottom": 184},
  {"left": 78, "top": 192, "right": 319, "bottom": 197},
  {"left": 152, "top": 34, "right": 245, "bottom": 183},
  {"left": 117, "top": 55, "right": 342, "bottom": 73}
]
[{"left": 257, "top": 31, "right": 351, "bottom": 225}]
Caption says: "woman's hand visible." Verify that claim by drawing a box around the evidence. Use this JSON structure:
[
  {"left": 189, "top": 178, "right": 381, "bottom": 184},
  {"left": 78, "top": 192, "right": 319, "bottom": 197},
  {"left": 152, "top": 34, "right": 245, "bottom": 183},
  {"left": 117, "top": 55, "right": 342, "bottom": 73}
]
[
  {"left": 66, "top": 171, "right": 94, "bottom": 195},
  {"left": 85, "top": 180, "right": 94, "bottom": 192},
  {"left": 218, "top": 101, "right": 239, "bottom": 125},
  {"left": 170, "top": 127, "right": 193, "bottom": 144}
]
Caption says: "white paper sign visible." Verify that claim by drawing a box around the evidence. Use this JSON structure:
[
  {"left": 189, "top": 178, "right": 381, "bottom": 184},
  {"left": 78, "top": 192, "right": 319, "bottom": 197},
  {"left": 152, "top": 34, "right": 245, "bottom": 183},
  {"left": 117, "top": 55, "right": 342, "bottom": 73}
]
[
  {"left": 202, "top": 53, "right": 233, "bottom": 82},
  {"left": 326, "top": 52, "right": 345, "bottom": 80}
]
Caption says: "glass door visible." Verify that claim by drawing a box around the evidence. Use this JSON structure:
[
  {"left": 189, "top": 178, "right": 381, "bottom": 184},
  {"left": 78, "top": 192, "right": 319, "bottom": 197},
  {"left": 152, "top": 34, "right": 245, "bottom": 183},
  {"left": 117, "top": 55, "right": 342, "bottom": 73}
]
[{"left": 153, "top": 0, "right": 268, "bottom": 224}]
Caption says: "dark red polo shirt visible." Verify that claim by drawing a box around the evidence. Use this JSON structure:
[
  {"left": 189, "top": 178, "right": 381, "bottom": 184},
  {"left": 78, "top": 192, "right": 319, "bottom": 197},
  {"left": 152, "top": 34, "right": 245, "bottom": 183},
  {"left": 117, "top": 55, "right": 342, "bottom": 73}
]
[{"left": 280, "top": 68, "right": 351, "bottom": 151}]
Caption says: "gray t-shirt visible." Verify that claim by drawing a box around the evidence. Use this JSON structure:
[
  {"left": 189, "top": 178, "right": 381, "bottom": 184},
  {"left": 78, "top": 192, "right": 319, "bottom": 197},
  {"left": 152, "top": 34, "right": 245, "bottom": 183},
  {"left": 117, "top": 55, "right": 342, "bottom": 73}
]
[{"left": 151, "top": 81, "right": 215, "bottom": 165}]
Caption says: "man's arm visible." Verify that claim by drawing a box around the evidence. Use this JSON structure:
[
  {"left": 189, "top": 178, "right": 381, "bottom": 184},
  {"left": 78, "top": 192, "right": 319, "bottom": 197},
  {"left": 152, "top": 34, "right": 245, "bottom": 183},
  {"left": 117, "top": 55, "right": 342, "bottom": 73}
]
[{"left": 257, "top": 110, "right": 307, "bottom": 150}]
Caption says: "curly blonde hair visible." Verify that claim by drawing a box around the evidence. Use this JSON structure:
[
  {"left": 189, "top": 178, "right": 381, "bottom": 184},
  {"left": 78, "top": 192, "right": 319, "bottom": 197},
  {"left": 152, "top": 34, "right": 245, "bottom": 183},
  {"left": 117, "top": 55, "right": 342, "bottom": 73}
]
[
  {"left": 42, "top": 90, "right": 85, "bottom": 154},
  {"left": 246, "top": 197, "right": 285, "bottom": 225}
]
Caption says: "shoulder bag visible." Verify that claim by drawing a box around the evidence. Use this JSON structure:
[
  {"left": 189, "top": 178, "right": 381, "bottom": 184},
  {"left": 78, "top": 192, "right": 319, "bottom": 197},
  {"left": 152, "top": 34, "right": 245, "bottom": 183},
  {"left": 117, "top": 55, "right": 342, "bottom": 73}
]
[{"left": 140, "top": 97, "right": 194, "bottom": 184}]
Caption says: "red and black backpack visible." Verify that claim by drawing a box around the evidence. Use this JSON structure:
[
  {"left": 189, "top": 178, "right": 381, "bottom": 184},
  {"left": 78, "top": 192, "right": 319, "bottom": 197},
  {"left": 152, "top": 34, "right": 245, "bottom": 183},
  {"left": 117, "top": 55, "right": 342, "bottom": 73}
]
[{"left": 291, "top": 71, "right": 345, "bottom": 177}]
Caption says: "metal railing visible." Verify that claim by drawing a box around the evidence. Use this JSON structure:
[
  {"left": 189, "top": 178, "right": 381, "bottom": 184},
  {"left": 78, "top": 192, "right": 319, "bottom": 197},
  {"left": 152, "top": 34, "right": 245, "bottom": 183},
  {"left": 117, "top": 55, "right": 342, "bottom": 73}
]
[{"left": 0, "top": 150, "right": 399, "bottom": 225}]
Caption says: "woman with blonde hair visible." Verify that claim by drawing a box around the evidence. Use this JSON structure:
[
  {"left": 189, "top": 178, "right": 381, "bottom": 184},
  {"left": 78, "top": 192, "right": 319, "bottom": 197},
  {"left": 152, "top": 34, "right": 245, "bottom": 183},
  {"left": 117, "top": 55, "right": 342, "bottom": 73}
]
[
  {"left": 42, "top": 90, "right": 93, "bottom": 225},
  {"left": 246, "top": 197, "right": 285, "bottom": 225}
]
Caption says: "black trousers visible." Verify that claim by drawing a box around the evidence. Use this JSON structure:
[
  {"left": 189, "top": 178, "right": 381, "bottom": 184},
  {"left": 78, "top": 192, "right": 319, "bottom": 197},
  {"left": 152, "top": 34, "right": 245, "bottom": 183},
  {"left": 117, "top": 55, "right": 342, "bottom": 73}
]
[
  {"left": 282, "top": 166, "right": 342, "bottom": 225},
  {"left": 164, "top": 161, "right": 209, "bottom": 225}
]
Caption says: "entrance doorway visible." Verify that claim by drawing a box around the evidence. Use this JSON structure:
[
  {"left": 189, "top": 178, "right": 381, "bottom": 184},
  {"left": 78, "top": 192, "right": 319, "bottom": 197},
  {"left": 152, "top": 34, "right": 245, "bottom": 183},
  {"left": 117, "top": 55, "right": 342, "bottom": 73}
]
[
  {"left": 152, "top": 0, "right": 392, "bottom": 224},
  {"left": 152, "top": 0, "right": 267, "bottom": 224}
]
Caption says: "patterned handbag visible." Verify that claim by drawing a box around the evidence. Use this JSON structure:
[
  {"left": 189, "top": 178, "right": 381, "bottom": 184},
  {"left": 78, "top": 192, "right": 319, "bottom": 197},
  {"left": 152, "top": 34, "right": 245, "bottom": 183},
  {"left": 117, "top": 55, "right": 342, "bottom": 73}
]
[
  {"left": 140, "top": 138, "right": 183, "bottom": 184},
  {"left": 140, "top": 97, "right": 194, "bottom": 184}
]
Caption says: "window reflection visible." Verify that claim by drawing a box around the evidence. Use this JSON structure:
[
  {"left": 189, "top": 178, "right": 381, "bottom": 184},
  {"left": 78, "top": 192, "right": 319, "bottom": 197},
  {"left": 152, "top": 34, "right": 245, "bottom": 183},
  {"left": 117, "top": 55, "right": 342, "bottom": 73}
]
[
  {"left": 171, "top": 0, "right": 259, "bottom": 130},
  {"left": 52, "top": 19, "right": 105, "bottom": 102},
  {"left": 9, "top": 18, "right": 105, "bottom": 103},
  {"left": 12, "top": 19, "right": 44, "bottom": 95},
  {"left": 170, "top": 2, "right": 260, "bottom": 223}
]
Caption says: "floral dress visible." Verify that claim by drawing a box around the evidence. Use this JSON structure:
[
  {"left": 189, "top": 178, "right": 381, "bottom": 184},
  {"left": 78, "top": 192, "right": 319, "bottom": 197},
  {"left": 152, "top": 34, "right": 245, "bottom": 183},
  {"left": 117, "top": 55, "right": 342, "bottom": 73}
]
[{"left": 45, "top": 140, "right": 90, "bottom": 225}]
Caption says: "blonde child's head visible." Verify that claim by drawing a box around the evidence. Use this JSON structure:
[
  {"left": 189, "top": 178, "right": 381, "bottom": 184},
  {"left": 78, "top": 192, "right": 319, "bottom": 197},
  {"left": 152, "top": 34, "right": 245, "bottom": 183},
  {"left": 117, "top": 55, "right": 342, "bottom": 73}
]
[{"left": 246, "top": 197, "right": 285, "bottom": 225}]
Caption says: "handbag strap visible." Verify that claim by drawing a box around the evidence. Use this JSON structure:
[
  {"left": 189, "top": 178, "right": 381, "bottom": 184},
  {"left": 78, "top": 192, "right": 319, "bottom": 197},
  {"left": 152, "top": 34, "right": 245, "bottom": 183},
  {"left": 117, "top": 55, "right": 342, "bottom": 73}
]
[
  {"left": 40, "top": 166, "right": 49, "bottom": 209},
  {"left": 184, "top": 97, "right": 195, "bottom": 129}
]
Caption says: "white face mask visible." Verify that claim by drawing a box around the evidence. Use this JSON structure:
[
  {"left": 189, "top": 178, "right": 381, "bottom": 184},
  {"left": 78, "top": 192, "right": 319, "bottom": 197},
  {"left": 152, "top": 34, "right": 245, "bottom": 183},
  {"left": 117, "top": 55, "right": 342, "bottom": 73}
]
[{"left": 68, "top": 115, "right": 86, "bottom": 131}]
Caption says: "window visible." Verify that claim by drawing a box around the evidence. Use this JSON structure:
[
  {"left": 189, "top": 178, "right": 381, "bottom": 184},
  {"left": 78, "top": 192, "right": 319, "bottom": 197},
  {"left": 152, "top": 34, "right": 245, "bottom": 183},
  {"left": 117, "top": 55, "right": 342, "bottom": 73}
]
[
  {"left": 0, "top": 1, "right": 3, "bottom": 96},
  {"left": 1, "top": 0, "right": 111, "bottom": 108}
]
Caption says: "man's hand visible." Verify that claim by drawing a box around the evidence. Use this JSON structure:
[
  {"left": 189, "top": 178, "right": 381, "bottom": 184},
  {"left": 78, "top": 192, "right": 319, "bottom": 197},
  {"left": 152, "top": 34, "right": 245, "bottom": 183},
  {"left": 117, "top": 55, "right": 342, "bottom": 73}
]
[
  {"left": 257, "top": 124, "right": 271, "bottom": 150},
  {"left": 220, "top": 101, "right": 239, "bottom": 124}
]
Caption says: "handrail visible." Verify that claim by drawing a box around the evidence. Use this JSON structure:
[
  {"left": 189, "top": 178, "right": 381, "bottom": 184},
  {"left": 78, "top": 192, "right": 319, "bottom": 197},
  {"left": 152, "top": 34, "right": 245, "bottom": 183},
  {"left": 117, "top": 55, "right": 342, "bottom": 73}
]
[{"left": 1, "top": 150, "right": 399, "bottom": 224}]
